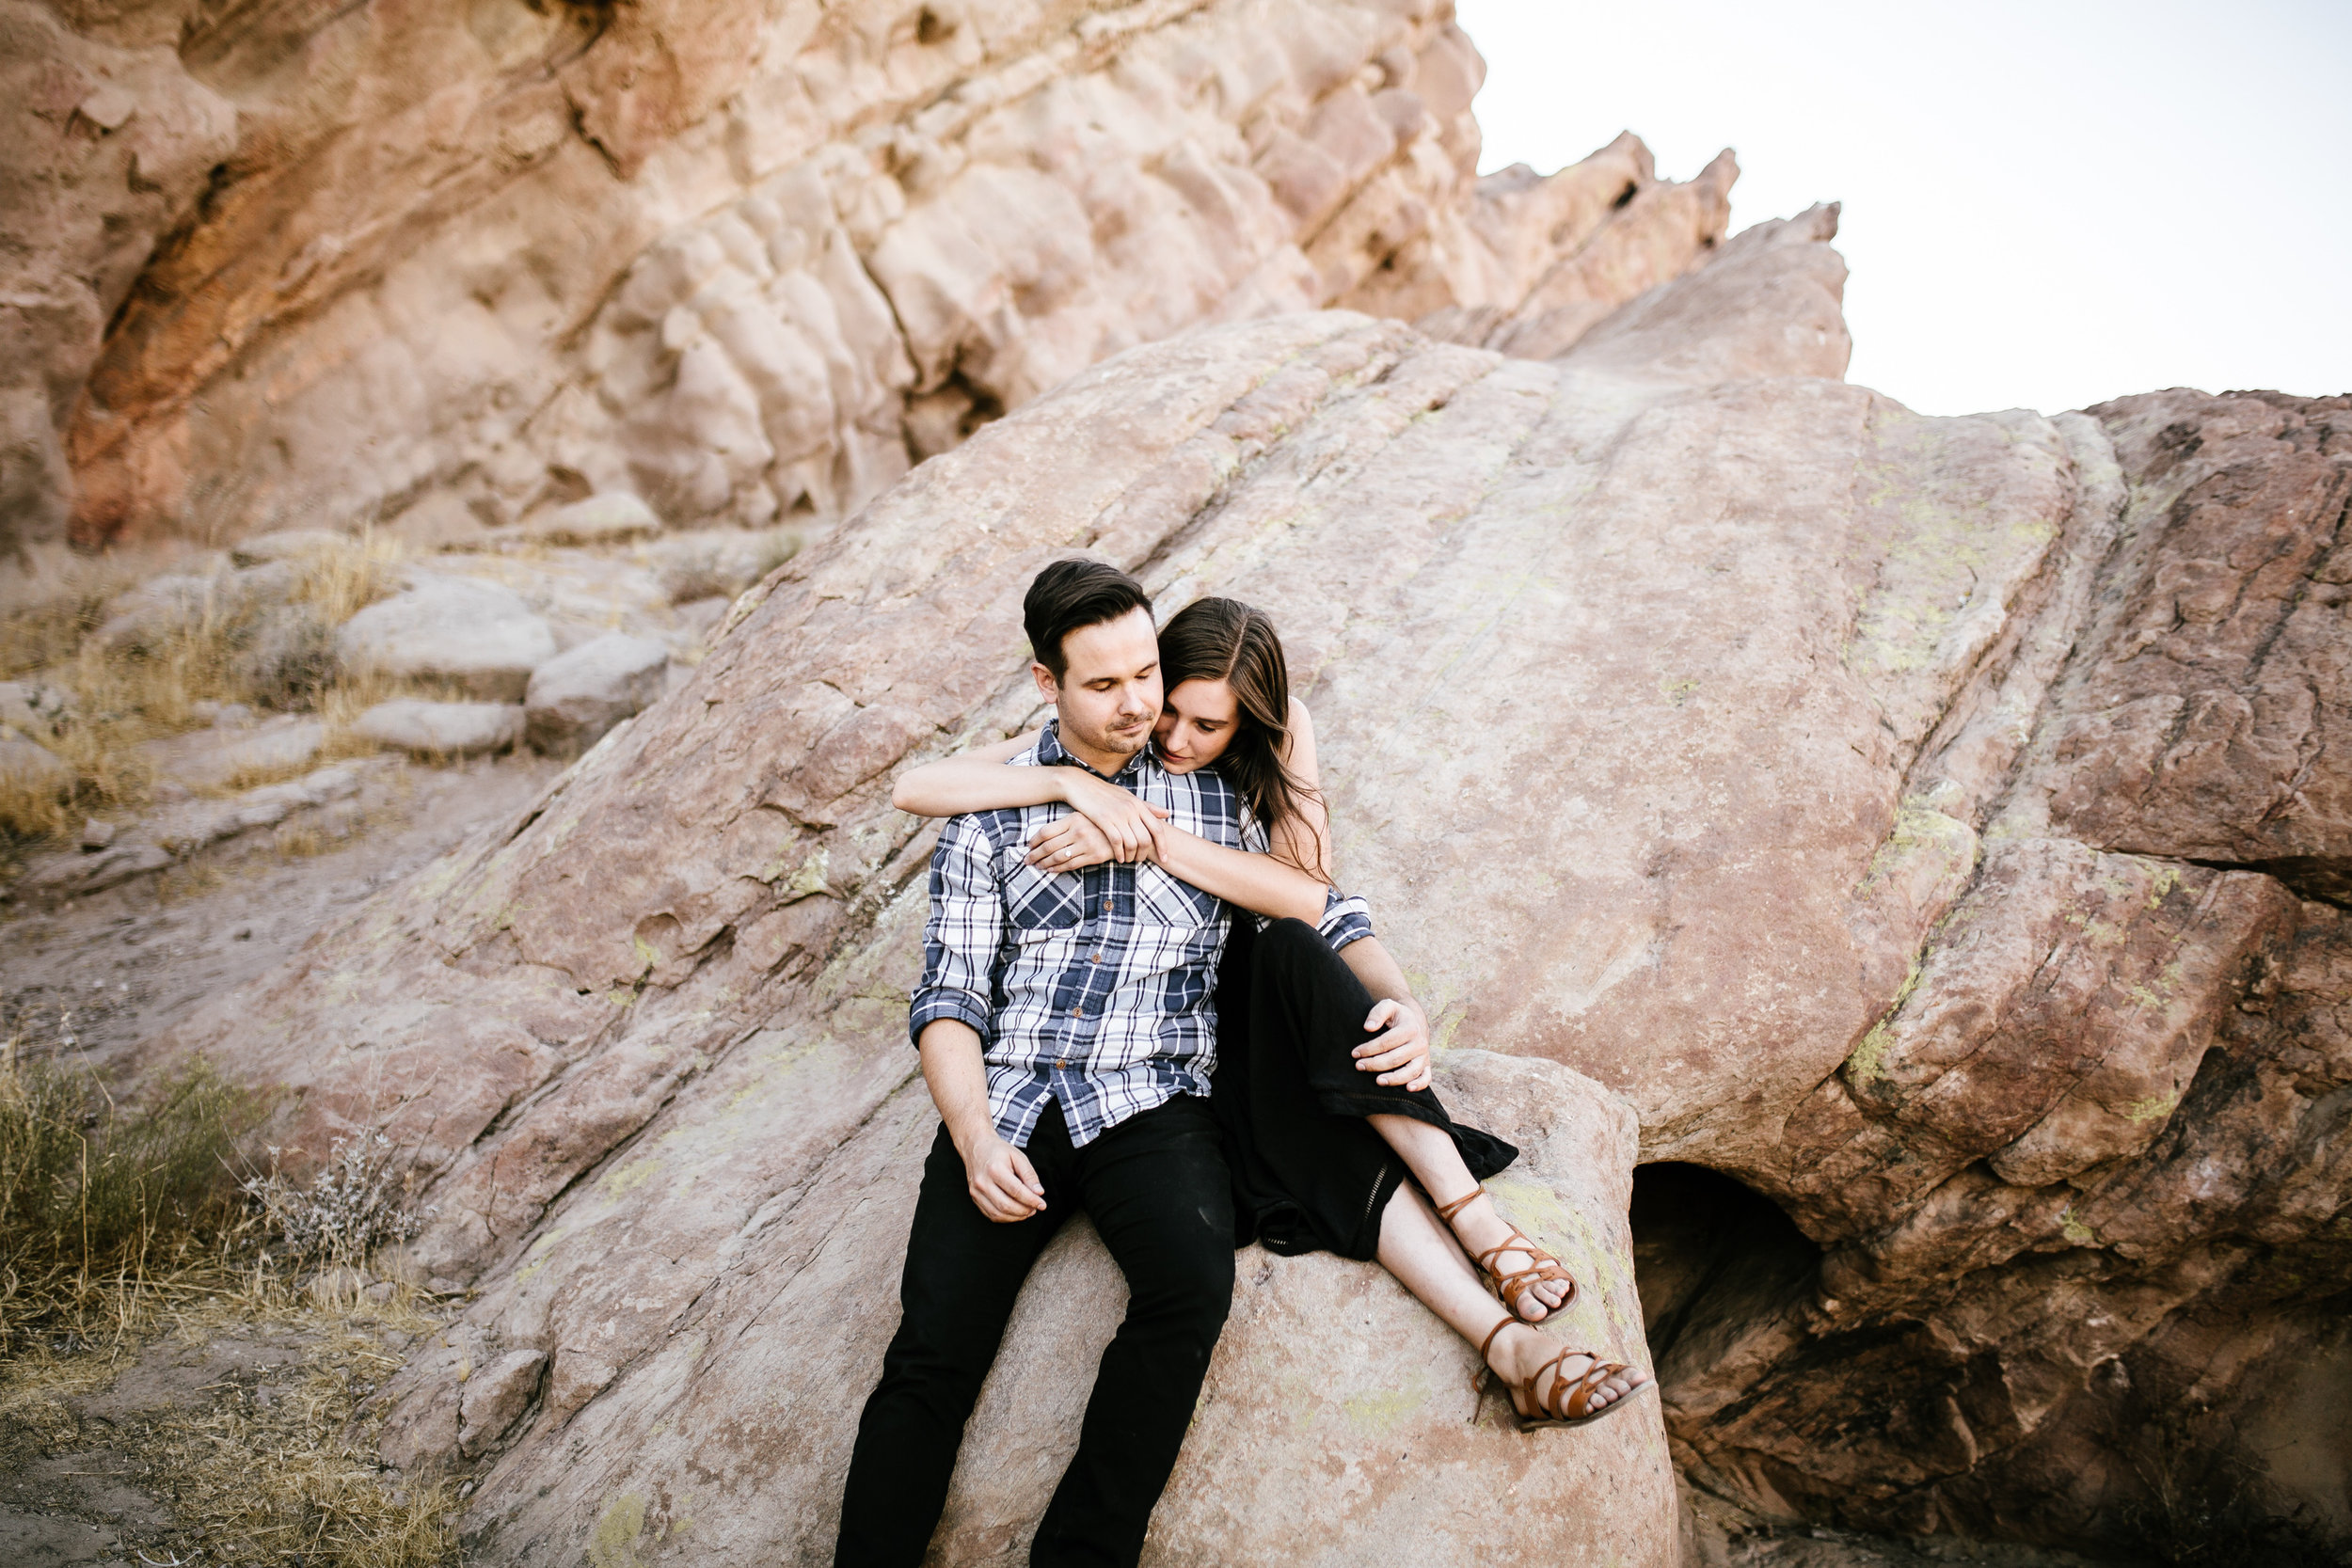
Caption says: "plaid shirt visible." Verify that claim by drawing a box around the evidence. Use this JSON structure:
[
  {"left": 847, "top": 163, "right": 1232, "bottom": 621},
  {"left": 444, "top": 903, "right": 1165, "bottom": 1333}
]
[{"left": 910, "top": 722, "right": 1374, "bottom": 1148}]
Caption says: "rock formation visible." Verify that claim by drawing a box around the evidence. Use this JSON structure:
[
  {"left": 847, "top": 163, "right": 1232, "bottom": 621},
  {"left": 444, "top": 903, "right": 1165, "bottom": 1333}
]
[
  {"left": 7, "top": 0, "right": 1736, "bottom": 555},
  {"left": 124, "top": 182, "right": 2352, "bottom": 1561}
]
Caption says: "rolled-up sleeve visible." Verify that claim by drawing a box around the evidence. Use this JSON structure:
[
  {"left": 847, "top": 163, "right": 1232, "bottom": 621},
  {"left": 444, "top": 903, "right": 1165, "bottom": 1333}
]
[
  {"left": 1316, "top": 886, "right": 1374, "bottom": 950},
  {"left": 909, "top": 814, "right": 1001, "bottom": 1047}
]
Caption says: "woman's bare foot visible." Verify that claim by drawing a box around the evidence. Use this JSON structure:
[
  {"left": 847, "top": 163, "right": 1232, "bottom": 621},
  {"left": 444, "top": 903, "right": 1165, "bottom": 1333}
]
[
  {"left": 1486, "top": 1323, "right": 1649, "bottom": 1424},
  {"left": 1440, "top": 1190, "right": 1574, "bottom": 1321}
]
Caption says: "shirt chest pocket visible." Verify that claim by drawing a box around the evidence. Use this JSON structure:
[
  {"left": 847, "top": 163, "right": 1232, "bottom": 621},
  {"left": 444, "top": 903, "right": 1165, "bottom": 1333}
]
[
  {"left": 1003, "top": 858, "right": 1085, "bottom": 933},
  {"left": 1133, "top": 862, "right": 1219, "bottom": 927}
]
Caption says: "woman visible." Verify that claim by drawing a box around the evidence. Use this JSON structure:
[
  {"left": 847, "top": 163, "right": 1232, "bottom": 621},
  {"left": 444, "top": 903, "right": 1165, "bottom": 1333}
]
[{"left": 892, "top": 597, "right": 1647, "bottom": 1429}]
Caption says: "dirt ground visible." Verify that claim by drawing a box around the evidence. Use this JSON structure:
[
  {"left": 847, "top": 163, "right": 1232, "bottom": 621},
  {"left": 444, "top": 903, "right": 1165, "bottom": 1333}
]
[
  {"left": 0, "top": 754, "right": 563, "bottom": 1076},
  {"left": 0, "top": 751, "right": 2147, "bottom": 1567}
]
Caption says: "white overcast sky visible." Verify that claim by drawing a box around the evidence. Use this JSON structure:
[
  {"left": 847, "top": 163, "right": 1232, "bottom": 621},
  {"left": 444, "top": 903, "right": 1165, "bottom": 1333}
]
[{"left": 1454, "top": 0, "right": 2351, "bottom": 418}]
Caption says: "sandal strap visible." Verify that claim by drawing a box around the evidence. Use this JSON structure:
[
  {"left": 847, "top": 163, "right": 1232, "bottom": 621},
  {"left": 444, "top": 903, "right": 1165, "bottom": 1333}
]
[
  {"left": 1523, "top": 1348, "right": 1575, "bottom": 1419},
  {"left": 1475, "top": 1231, "right": 1578, "bottom": 1316},
  {"left": 1433, "top": 1186, "right": 1486, "bottom": 1224},
  {"left": 1476, "top": 1316, "right": 1514, "bottom": 1365},
  {"left": 1556, "top": 1355, "right": 1626, "bottom": 1421}
]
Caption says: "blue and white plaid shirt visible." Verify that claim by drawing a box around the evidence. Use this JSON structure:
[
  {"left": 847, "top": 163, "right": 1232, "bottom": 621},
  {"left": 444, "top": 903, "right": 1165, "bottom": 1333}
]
[{"left": 910, "top": 721, "right": 1374, "bottom": 1148}]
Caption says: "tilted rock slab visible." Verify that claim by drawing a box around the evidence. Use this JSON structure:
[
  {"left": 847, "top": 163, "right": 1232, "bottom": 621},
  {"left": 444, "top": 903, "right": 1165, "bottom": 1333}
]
[
  {"left": 1676, "top": 388, "right": 2352, "bottom": 1550},
  {"left": 29, "top": 0, "right": 1736, "bottom": 553},
  {"left": 140, "top": 201, "right": 2349, "bottom": 1559}
]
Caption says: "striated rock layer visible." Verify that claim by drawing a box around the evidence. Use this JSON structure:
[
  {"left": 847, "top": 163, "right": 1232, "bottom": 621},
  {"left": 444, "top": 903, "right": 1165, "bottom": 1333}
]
[{"left": 8, "top": 0, "right": 1734, "bottom": 553}]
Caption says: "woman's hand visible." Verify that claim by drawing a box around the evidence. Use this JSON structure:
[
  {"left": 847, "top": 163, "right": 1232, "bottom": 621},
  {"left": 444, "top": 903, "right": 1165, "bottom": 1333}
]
[
  {"left": 1057, "top": 770, "right": 1172, "bottom": 863},
  {"left": 1354, "top": 996, "right": 1433, "bottom": 1090},
  {"left": 1027, "top": 814, "right": 1118, "bottom": 874}
]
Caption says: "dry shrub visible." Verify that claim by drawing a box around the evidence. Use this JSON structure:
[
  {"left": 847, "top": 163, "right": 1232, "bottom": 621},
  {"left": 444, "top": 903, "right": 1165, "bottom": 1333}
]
[
  {"left": 0, "top": 1033, "right": 261, "bottom": 1355},
  {"left": 244, "top": 1134, "right": 429, "bottom": 1269}
]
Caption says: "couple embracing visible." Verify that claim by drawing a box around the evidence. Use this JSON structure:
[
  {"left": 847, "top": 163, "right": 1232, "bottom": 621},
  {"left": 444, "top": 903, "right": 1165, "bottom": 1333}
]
[{"left": 834, "top": 560, "right": 1648, "bottom": 1566}]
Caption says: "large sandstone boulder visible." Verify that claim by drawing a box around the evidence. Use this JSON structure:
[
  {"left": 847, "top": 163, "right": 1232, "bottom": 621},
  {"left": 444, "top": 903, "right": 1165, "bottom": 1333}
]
[
  {"left": 334, "top": 573, "right": 559, "bottom": 701},
  {"left": 354, "top": 700, "right": 527, "bottom": 758},
  {"left": 521, "top": 632, "right": 671, "bottom": 758},
  {"left": 134, "top": 201, "right": 2349, "bottom": 1564},
  {"left": 21, "top": 0, "right": 1738, "bottom": 552}
]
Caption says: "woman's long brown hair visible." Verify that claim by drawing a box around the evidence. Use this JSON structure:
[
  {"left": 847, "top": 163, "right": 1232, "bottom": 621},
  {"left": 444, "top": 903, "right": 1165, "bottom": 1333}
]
[{"left": 1156, "top": 596, "right": 1327, "bottom": 876}]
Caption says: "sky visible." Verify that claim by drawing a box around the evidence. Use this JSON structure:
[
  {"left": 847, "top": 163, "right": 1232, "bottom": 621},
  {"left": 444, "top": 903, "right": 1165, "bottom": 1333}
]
[{"left": 1454, "top": 0, "right": 2352, "bottom": 418}]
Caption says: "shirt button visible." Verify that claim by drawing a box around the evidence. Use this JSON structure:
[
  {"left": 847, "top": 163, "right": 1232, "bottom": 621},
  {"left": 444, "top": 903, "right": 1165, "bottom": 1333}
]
[
  {"left": 1101, "top": 901, "right": 1110, "bottom": 913},
  {"left": 1090, "top": 953, "right": 1101, "bottom": 963}
]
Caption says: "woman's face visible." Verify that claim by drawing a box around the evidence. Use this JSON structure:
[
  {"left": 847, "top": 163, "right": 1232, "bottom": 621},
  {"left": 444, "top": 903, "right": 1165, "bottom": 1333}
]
[{"left": 1154, "top": 678, "right": 1238, "bottom": 773}]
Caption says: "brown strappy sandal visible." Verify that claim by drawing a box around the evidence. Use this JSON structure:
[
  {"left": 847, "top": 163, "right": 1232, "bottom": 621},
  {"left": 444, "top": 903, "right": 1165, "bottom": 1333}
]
[
  {"left": 1435, "top": 1185, "right": 1579, "bottom": 1322},
  {"left": 1473, "top": 1319, "right": 1646, "bottom": 1432}
]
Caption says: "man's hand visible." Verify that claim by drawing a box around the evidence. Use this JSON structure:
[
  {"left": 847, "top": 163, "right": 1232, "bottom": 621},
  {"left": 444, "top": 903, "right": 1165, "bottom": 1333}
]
[
  {"left": 918, "top": 1017, "right": 1046, "bottom": 1222},
  {"left": 1354, "top": 995, "right": 1433, "bottom": 1091},
  {"left": 959, "top": 1128, "right": 1048, "bottom": 1222}
]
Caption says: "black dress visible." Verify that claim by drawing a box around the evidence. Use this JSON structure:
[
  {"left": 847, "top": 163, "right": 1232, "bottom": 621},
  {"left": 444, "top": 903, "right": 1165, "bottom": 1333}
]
[{"left": 1208, "top": 915, "right": 1518, "bottom": 1259}]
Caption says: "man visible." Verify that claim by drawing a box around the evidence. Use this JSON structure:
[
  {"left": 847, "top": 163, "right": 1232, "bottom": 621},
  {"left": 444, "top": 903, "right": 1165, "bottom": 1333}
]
[{"left": 834, "top": 560, "right": 1377, "bottom": 1567}]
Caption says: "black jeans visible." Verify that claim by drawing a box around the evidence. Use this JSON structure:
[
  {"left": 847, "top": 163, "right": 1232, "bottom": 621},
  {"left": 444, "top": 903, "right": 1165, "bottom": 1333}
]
[{"left": 835, "top": 1094, "right": 1235, "bottom": 1568}]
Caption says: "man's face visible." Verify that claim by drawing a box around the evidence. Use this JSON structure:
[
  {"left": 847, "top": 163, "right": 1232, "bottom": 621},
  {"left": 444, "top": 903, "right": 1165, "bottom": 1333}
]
[{"left": 1033, "top": 607, "right": 1162, "bottom": 770}]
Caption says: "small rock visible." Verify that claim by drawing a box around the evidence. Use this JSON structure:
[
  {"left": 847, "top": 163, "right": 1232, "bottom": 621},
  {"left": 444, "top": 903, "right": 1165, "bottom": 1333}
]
[
  {"left": 94, "top": 562, "right": 302, "bottom": 655},
  {"left": 458, "top": 1348, "right": 548, "bottom": 1457},
  {"left": 525, "top": 633, "right": 670, "bottom": 759},
  {"left": 673, "top": 594, "right": 732, "bottom": 641},
  {"left": 232, "top": 924, "right": 254, "bottom": 940},
  {"left": 138, "top": 716, "right": 326, "bottom": 790},
  {"left": 426, "top": 1275, "right": 464, "bottom": 1295},
  {"left": 365, "top": 1280, "right": 397, "bottom": 1304},
  {"left": 0, "top": 732, "right": 74, "bottom": 797},
  {"left": 0, "top": 676, "right": 75, "bottom": 737},
  {"left": 385, "top": 491, "right": 490, "bottom": 552},
  {"left": 76, "top": 82, "right": 137, "bottom": 130},
  {"left": 80, "top": 818, "right": 116, "bottom": 850},
  {"left": 517, "top": 491, "right": 663, "bottom": 546},
  {"left": 335, "top": 572, "right": 558, "bottom": 701},
  {"left": 644, "top": 526, "right": 796, "bottom": 604},
  {"left": 144, "top": 759, "right": 376, "bottom": 854},
  {"left": 353, "top": 699, "right": 525, "bottom": 758},
  {"left": 23, "top": 842, "right": 171, "bottom": 895},
  {"left": 229, "top": 527, "right": 352, "bottom": 567}
]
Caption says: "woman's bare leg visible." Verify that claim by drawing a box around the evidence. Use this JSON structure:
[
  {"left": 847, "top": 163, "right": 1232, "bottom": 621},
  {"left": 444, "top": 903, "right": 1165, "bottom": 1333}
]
[
  {"left": 1374, "top": 1185, "right": 1646, "bottom": 1418},
  {"left": 1367, "top": 1113, "right": 1573, "bottom": 1320}
]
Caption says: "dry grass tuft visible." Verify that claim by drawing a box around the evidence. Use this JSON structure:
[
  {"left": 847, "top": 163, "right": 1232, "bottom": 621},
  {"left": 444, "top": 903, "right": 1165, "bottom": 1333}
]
[
  {"left": 292, "top": 531, "right": 406, "bottom": 626},
  {"left": 0, "top": 1034, "right": 262, "bottom": 1357}
]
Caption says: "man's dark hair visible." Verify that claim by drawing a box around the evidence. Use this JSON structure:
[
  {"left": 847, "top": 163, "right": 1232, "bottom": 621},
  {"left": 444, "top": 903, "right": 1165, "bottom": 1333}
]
[{"left": 1023, "top": 559, "right": 1152, "bottom": 679}]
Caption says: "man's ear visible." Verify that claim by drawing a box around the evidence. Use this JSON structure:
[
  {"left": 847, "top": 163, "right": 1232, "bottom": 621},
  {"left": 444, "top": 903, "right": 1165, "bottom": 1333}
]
[{"left": 1030, "top": 661, "right": 1059, "bottom": 705}]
